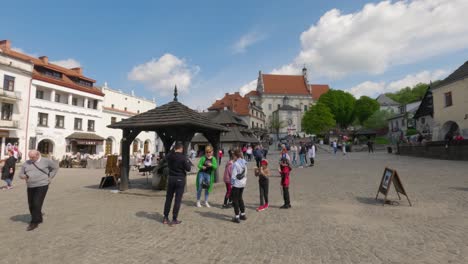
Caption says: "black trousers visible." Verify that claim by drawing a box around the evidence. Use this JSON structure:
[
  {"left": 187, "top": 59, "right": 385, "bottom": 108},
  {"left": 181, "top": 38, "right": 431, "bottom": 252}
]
[
  {"left": 259, "top": 180, "right": 269, "bottom": 205},
  {"left": 309, "top": 157, "right": 314, "bottom": 166},
  {"left": 164, "top": 177, "right": 185, "bottom": 220},
  {"left": 255, "top": 158, "right": 262, "bottom": 168},
  {"left": 27, "top": 185, "right": 49, "bottom": 224},
  {"left": 231, "top": 187, "right": 245, "bottom": 216},
  {"left": 283, "top": 187, "right": 290, "bottom": 206}
]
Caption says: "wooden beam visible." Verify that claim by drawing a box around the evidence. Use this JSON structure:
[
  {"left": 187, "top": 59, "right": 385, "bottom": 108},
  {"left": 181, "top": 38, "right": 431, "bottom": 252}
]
[{"left": 120, "top": 128, "right": 141, "bottom": 191}]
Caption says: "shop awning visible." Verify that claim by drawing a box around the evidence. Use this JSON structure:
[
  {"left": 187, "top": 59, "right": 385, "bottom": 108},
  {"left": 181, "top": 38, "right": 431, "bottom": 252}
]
[{"left": 66, "top": 132, "right": 105, "bottom": 145}]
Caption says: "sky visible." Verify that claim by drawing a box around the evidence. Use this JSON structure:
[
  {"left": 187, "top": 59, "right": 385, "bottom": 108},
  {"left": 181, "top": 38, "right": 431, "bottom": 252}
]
[{"left": 2, "top": 0, "right": 468, "bottom": 109}]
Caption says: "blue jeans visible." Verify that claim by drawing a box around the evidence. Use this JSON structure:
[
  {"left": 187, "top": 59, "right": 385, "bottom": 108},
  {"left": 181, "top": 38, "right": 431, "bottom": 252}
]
[
  {"left": 292, "top": 153, "right": 297, "bottom": 165},
  {"left": 4, "top": 178, "right": 12, "bottom": 187},
  {"left": 299, "top": 154, "right": 305, "bottom": 166},
  {"left": 197, "top": 172, "right": 210, "bottom": 201}
]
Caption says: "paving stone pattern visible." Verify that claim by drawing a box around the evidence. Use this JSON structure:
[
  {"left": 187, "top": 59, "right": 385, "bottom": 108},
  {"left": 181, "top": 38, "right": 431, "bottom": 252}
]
[{"left": 0, "top": 151, "right": 467, "bottom": 264}]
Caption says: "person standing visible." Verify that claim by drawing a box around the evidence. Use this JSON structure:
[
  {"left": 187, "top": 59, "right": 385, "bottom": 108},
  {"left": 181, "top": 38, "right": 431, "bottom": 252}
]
[
  {"left": 253, "top": 145, "right": 264, "bottom": 168},
  {"left": 342, "top": 141, "right": 347, "bottom": 156},
  {"left": 231, "top": 149, "right": 248, "bottom": 223},
  {"left": 19, "top": 150, "right": 59, "bottom": 231},
  {"left": 332, "top": 140, "right": 338, "bottom": 155},
  {"left": 246, "top": 145, "right": 253, "bottom": 162},
  {"left": 196, "top": 145, "right": 218, "bottom": 208},
  {"left": 163, "top": 142, "right": 192, "bottom": 226},
  {"left": 255, "top": 159, "right": 270, "bottom": 211},
  {"left": 222, "top": 155, "right": 234, "bottom": 208},
  {"left": 1, "top": 150, "right": 16, "bottom": 189},
  {"left": 143, "top": 151, "right": 153, "bottom": 176},
  {"left": 218, "top": 149, "right": 223, "bottom": 165},
  {"left": 290, "top": 144, "right": 298, "bottom": 166},
  {"left": 367, "top": 140, "right": 374, "bottom": 153},
  {"left": 279, "top": 158, "right": 292, "bottom": 209},
  {"left": 299, "top": 144, "right": 306, "bottom": 168}
]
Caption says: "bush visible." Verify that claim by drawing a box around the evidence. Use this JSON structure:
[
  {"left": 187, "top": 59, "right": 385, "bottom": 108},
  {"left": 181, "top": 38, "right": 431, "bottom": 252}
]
[{"left": 406, "top": 128, "right": 418, "bottom": 136}]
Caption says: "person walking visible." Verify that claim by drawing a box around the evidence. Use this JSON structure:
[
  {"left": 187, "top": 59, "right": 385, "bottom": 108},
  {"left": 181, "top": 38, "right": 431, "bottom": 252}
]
[
  {"left": 218, "top": 149, "right": 223, "bottom": 165},
  {"left": 332, "top": 140, "right": 338, "bottom": 155},
  {"left": 143, "top": 151, "right": 153, "bottom": 176},
  {"left": 231, "top": 149, "right": 248, "bottom": 223},
  {"left": 1, "top": 150, "right": 16, "bottom": 189},
  {"left": 307, "top": 144, "right": 316, "bottom": 167},
  {"left": 196, "top": 145, "right": 218, "bottom": 208},
  {"left": 367, "top": 140, "right": 374, "bottom": 153},
  {"left": 246, "top": 145, "right": 253, "bottom": 162},
  {"left": 222, "top": 155, "right": 234, "bottom": 208},
  {"left": 342, "top": 141, "right": 347, "bottom": 156},
  {"left": 299, "top": 144, "right": 306, "bottom": 168},
  {"left": 19, "top": 150, "right": 59, "bottom": 231},
  {"left": 253, "top": 145, "right": 264, "bottom": 168},
  {"left": 163, "top": 142, "right": 192, "bottom": 226}
]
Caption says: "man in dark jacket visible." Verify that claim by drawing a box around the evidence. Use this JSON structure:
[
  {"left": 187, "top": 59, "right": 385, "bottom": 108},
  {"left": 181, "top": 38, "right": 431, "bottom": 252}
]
[{"left": 163, "top": 142, "right": 192, "bottom": 226}]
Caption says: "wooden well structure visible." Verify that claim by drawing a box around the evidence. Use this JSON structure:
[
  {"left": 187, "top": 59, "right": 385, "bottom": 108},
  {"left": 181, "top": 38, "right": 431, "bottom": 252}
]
[{"left": 108, "top": 87, "right": 228, "bottom": 191}]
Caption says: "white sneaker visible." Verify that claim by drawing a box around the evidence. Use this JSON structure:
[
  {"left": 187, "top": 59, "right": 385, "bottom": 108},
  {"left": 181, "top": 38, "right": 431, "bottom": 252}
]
[
  {"left": 196, "top": 201, "right": 202, "bottom": 207},
  {"left": 205, "top": 201, "right": 211, "bottom": 208}
]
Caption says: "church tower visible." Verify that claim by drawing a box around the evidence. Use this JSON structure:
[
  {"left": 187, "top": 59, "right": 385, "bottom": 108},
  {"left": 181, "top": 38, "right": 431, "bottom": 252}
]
[
  {"left": 303, "top": 66, "right": 312, "bottom": 94},
  {"left": 256, "top": 70, "right": 264, "bottom": 94}
]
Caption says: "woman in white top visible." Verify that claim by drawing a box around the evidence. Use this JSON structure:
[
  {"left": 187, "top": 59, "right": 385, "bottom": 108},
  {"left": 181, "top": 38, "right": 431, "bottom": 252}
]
[{"left": 307, "top": 144, "right": 316, "bottom": 166}]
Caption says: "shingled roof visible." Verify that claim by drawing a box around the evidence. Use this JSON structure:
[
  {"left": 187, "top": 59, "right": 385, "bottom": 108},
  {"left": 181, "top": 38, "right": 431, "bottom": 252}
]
[
  {"left": 108, "top": 100, "right": 227, "bottom": 132},
  {"left": 203, "top": 110, "right": 248, "bottom": 127},
  {"left": 432, "top": 61, "right": 468, "bottom": 90},
  {"left": 414, "top": 86, "right": 433, "bottom": 119}
]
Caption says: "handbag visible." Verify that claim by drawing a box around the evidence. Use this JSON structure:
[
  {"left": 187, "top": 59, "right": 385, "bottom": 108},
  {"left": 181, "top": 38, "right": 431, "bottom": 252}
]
[{"left": 201, "top": 179, "right": 210, "bottom": 189}]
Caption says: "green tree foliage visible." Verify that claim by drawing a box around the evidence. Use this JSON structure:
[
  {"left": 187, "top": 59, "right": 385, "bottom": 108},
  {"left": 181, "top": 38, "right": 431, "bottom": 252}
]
[
  {"left": 363, "top": 110, "right": 393, "bottom": 129},
  {"left": 269, "top": 114, "right": 285, "bottom": 140},
  {"left": 354, "top": 96, "right": 380, "bottom": 125},
  {"left": 385, "top": 82, "right": 434, "bottom": 105},
  {"left": 318, "top": 89, "right": 356, "bottom": 128},
  {"left": 302, "top": 103, "right": 336, "bottom": 134}
]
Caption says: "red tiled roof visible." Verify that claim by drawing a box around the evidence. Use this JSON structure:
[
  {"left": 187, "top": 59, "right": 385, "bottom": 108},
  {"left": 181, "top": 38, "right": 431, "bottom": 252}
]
[
  {"left": 262, "top": 74, "right": 309, "bottom": 95},
  {"left": 310, "top": 84, "right": 330, "bottom": 100},
  {"left": 245, "top": 90, "right": 259, "bottom": 97},
  {"left": 0, "top": 40, "right": 103, "bottom": 96},
  {"left": 208, "top": 93, "right": 250, "bottom": 116}
]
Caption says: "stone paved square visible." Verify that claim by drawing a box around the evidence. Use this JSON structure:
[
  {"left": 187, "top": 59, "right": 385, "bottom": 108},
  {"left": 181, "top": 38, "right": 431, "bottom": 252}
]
[{"left": 1, "top": 151, "right": 467, "bottom": 264}]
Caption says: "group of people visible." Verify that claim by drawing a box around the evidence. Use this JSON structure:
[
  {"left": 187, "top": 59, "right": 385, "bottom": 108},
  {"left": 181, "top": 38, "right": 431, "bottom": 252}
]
[
  {"left": 163, "top": 143, "right": 292, "bottom": 226},
  {"left": 288, "top": 143, "right": 316, "bottom": 168}
]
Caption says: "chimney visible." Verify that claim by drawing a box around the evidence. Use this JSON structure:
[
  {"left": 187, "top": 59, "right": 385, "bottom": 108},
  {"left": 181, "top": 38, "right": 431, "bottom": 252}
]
[
  {"left": 225, "top": 93, "right": 229, "bottom": 96},
  {"left": 39, "top": 56, "right": 49, "bottom": 64},
  {"left": 0, "top": 40, "right": 11, "bottom": 50},
  {"left": 71, "top": 67, "right": 83, "bottom": 75}
]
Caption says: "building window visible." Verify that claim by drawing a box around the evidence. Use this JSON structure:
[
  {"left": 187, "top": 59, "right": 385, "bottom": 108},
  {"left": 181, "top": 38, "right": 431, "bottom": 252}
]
[
  {"left": 137, "top": 110, "right": 140, "bottom": 114},
  {"left": 421, "top": 117, "right": 425, "bottom": 124},
  {"left": 111, "top": 104, "right": 114, "bottom": 109},
  {"left": 74, "top": 118, "right": 82, "bottom": 130},
  {"left": 3, "top": 75, "right": 15, "bottom": 91},
  {"left": 38, "top": 113, "right": 48, "bottom": 127},
  {"left": 277, "top": 104, "right": 280, "bottom": 109},
  {"left": 304, "top": 105, "right": 308, "bottom": 111},
  {"left": 111, "top": 117, "right": 117, "bottom": 124},
  {"left": 88, "top": 120, "right": 95, "bottom": 131},
  {"left": 268, "top": 104, "right": 272, "bottom": 110},
  {"left": 36, "top": 90, "right": 44, "bottom": 99},
  {"left": 124, "top": 107, "right": 127, "bottom": 111},
  {"left": 1, "top": 103, "right": 13, "bottom": 120},
  {"left": 253, "top": 102, "right": 256, "bottom": 106},
  {"left": 55, "top": 115, "right": 64, "bottom": 128},
  {"left": 92, "top": 100, "right": 98, "bottom": 109},
  {"left": 72, "top": 97, "right": 78, "bottom": 106},
  {"left": 55, "top": 93, "right": 61, "bottom": 103},
  {"left": 401, "top": 119, "right": 405, "bottom": 126},
  {"left": 252, "top": 121, "right": 254, "bottom": 127},
  {"left": 444, "top": 92, "right": 452, "bottom": 107}
]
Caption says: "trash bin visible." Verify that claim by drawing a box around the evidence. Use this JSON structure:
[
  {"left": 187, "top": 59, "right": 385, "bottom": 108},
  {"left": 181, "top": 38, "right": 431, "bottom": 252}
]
[{"left": 387, "top": 146, "right": 392, "bottom": 153}]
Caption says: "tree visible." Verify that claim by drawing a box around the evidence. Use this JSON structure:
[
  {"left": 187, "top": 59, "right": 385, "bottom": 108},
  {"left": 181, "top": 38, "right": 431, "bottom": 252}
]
[
  {"left": 363, "top": 110, "right": 393, "bottom": 129},
  {"left": 318, "top": 89, "right": 356, "bottom": 128},
  {"left": 355, "top": 96, "right": 380, "bottom": 125},
  {"left": 302, "top": 102, "right": 336, "bottom": 135},
  {"left": 268, "top": 114, "right": 285, "bottom": 140},
  {"left": 385, "top": 82, "right": 440, "bottom": 105}
]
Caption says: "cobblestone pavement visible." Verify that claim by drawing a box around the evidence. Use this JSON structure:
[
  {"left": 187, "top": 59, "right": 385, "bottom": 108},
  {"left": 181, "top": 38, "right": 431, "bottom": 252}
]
[{"left": 1, "top": 151, "right": 468, "bottom": 264}]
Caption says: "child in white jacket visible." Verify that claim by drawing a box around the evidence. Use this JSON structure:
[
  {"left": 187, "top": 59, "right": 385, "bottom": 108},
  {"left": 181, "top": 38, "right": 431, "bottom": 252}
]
[{"left": 231, "top": 149, "right": 248, "bottom": 223}]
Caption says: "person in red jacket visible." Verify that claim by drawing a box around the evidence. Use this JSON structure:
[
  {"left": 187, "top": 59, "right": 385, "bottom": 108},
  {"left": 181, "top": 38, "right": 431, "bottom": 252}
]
[{"left": 278, "top": 158, "right": 292, "bottom": 209}]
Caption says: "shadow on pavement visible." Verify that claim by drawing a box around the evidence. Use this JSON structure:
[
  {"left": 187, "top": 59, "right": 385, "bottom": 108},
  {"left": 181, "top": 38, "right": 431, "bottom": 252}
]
[
  {"left": 10, "top": 214, "right": 30, "bottom": 223},
  {"left": 356, "top": 196, "right": 384, "bottom": 206},
  {"left": 194, "top": 211, "right": 232, "bottom": 222},
  {"left": 135, "top": 211, "right": 164, "bottom": 222},
  {"left": 449, "top": 187, "right": 468, "bottom": 192}
]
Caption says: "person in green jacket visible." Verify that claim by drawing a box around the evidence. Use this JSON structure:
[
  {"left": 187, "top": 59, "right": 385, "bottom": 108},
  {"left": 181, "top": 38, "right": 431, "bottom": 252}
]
[{"left": 196, "top": 145, "right": 218, "bottom": 208}]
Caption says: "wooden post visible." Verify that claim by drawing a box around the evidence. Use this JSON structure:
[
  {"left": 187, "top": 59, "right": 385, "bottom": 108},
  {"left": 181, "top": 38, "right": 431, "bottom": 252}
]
[{"left": 120, "top": 128, "right": 140, "bottom": 191}]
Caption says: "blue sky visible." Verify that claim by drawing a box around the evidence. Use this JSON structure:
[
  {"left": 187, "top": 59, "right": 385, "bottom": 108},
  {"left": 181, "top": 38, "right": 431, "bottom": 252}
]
[{"left": 2, "top": 0, "right": 468, "bottom": 109}]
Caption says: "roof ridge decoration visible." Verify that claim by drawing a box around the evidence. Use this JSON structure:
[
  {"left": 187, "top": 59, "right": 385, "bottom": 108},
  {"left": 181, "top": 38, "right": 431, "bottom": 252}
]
[{"left": 174, "top": 85, "right": 178, "bottom": 102}]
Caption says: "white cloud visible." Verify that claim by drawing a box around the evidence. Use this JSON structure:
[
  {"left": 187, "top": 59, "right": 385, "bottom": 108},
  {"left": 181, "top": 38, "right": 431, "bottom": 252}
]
[
  {"left": 348, "top": 69, "right": 448, "bottom": 98},
  {"left": 232, "top": 31, "right": 266, "bottom": 54},
  {"left": 51, "top": 59, "right": 81, "bottom": 69},
  {"left": 239, "top": 79, "right": 257, "bottom": 95},
  {"left": 128, "top": 53, "right": 199, "bottom": 96},
  {"left": 11, "top": 46, "right": 37, "bottom": 57},
  {"left": 288, "top": 0, "right": 468, "bottom": 78}
]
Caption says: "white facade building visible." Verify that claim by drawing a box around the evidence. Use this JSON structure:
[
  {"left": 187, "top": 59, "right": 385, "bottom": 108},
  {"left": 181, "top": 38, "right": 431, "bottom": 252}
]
[
  {"left": 100, "top": 84, "right": 161, "bottom": 156},
  {"left": 0, "top": 41, "right": 33, "bottom": 159}
]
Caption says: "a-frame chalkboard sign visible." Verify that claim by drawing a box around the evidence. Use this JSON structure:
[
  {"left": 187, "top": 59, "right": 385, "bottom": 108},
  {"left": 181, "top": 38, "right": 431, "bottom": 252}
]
[{"left": 376, "top": 167, "right": 412, "bottom": 206}]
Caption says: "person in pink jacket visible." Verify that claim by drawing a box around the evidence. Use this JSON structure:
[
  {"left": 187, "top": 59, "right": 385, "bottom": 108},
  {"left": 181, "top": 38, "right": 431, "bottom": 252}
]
[{"left": 222, "top": 156, "right": 234, "bottom": 208}]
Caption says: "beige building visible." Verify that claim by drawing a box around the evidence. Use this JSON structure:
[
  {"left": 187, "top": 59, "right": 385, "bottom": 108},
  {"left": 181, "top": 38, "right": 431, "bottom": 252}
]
[{"left": 431, "top": 61, "right": 468, "bottom": 140}]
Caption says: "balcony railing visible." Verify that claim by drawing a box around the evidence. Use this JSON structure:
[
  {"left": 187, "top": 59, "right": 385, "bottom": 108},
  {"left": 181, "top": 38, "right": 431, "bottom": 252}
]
[
  {"left": 0, "top": 88, "right": 21, "bottom": 100},
  {"left": 0, "top": 119, "right": 19, "bottom": 128}
]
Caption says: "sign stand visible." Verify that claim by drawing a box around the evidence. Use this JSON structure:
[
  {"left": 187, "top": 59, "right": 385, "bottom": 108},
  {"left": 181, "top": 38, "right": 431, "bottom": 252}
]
[{"left": 376, "top": 167, "right": 412, "bottom": 206}]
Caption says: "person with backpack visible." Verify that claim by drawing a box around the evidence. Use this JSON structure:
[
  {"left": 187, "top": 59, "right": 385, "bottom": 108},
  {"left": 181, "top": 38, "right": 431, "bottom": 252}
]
[
  {"left": 196, "top": 145, "right": 218, "bottom": 208},
  {"left": 231, "top": 149, "right": 248, "bottom": 223}
]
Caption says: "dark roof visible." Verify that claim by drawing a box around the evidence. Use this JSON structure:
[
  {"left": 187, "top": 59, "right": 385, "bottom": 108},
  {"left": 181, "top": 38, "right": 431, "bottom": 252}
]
[
  {"left": 414, "top": 87, "right": 433, "bottom": 119},
  {"left": 376, "top": 94, "right": 399, "bottom": 106},
  {"left": 191, "top": 127, "right": 254, "bottom": 144},
  {"left": 66, "top": 132, "right": 105, "bottom": 141},
  {"left": 203, "top": 110, "right": 248, "bottom": 127},
  {"left": 108, "top": 100, "right": 228, "bottom": 132},
  {"left": 354, "top": 129, "right": 377, "bottom": 136},
  {"left": 432, "top": 61, "right": 468, "bottom": 90},
  {"left": 278, "top": 105, "right": 301, "bottom": 111}
]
